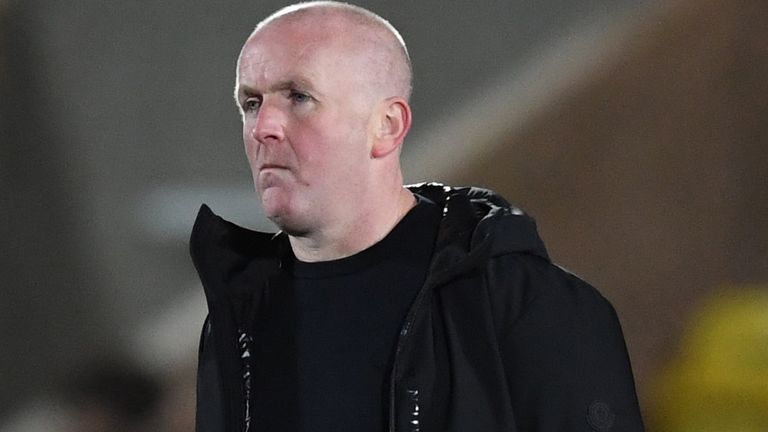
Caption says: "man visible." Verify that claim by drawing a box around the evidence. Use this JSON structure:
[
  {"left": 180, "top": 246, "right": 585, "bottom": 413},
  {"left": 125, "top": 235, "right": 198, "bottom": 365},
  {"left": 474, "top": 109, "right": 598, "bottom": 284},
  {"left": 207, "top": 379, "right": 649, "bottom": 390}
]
[{"left": 190, "top": 2, "right": 645, "bottom": 431}]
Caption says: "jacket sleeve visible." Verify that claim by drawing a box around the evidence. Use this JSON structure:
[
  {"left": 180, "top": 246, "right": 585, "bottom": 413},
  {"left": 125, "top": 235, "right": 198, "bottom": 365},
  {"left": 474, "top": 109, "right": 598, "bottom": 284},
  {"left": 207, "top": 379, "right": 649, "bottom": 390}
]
[
  {"left": 195, "top": 315, "right": 226, "bottom": 432},
  {"left": 492, "top": 254, "right": 645, "bottom": 432}
]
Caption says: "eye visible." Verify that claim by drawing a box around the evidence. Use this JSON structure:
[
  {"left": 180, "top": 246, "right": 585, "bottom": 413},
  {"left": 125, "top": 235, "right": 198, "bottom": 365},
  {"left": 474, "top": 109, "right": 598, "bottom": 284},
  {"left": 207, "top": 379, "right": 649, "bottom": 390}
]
[
  {"left": 289, "top": 91, "right": 311, "bottom": 103},
  {"left": 242, "top": 97, "right": 261, "bottom": 112}
]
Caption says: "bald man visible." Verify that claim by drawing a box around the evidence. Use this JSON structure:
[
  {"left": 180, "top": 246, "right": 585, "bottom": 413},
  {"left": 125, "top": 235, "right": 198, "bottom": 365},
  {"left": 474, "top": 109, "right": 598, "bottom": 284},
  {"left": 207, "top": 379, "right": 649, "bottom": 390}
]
[{"left": 190, "top": 2, "right": 645, "bottom": 432}]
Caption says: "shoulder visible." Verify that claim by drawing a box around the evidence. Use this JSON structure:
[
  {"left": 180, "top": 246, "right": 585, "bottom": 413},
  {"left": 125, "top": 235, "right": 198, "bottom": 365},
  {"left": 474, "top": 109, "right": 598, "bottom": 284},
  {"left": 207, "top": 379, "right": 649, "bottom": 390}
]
[
  {"left": 485, "top": 253, "right": 644, "bottom": 430},
  {"left": 483, "top": 252, "right": 617, "bottom": 336}
]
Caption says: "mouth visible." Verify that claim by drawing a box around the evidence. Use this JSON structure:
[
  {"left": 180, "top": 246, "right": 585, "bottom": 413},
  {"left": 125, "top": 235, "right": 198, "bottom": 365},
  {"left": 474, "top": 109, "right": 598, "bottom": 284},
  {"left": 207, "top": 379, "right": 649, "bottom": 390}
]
[{"left": 259, "top": 163, "right": 289, "bottom": 171}]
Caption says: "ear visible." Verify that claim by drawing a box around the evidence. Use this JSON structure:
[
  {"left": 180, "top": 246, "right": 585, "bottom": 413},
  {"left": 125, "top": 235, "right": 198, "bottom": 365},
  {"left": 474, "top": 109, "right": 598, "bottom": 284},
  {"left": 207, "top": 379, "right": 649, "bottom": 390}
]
[{"left": 371, "top": 97, "right": 412, "bottom": 159}]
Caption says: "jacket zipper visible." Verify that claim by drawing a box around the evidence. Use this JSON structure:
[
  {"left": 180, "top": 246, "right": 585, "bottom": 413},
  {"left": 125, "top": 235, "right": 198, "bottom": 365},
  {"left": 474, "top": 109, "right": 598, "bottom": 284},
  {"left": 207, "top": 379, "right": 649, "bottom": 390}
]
[
  {"left": 388, "top": 245, "right": 470, "bottom": 432},
  {"left": 238, "top": 328, "right": 254, "bottom": 432},
  {"left": 388, "top": 271, "right": 448, "bottom": 432}
]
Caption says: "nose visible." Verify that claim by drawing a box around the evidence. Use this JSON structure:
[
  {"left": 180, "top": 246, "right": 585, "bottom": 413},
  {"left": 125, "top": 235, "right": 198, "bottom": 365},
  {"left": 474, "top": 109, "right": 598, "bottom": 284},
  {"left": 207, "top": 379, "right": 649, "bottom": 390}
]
[{"left": 251, "top": 99, "right": 286, "bottom": 144}]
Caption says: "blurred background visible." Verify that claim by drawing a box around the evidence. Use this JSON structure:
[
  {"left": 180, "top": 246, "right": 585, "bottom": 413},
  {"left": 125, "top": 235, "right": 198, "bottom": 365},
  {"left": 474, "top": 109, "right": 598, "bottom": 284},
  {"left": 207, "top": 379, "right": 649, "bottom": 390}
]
[{"left": 1, "top": 0, "right": 766, "bottom": 430}]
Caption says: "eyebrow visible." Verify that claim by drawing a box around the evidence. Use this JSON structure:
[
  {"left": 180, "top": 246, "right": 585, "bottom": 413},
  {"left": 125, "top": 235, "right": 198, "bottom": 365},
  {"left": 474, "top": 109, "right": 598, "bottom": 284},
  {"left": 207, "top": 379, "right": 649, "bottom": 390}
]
[{"left": 238, "top": 78, "right": 318, "bottom": 98}]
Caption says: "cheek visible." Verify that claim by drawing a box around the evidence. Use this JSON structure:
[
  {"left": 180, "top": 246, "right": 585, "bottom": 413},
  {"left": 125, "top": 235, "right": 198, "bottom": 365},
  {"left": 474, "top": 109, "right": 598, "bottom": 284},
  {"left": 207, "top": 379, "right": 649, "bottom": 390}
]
[
  {"left": 242, "top": 123, "right": 258, "bottom": 162},
  {"left": 288, "top": 113, "right": 370, "bottom": 175},
  {"left": 288, "top": 121, "right": 325, "bottom": 160}
]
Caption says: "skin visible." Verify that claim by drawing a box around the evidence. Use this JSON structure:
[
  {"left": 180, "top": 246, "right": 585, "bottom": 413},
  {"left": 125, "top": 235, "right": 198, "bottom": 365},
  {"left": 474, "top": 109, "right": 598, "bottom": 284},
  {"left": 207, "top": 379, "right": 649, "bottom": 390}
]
[{"left": 235, "top": 5, "right": 414, "bottom": 262}]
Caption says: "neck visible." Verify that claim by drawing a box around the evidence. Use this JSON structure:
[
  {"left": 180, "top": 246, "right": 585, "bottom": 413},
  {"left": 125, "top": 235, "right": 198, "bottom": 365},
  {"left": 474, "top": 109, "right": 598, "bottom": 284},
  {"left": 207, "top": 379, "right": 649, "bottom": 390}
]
[{"left": 288, "top": 186, "right": 416, "bottom": 262}]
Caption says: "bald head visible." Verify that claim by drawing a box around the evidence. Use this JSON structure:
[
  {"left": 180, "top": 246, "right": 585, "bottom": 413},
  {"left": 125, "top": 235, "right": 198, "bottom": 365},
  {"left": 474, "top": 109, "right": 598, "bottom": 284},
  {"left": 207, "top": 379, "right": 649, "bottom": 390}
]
[{"left": 239, "top": 1, "right": 412, "bottom": 102}]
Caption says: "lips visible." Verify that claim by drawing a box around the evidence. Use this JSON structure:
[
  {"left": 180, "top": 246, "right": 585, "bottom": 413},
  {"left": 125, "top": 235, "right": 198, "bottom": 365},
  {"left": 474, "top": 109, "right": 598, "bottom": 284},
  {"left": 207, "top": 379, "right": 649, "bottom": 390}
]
[{"left": 259, "top": 163, "right": 289, "bottom": 171}]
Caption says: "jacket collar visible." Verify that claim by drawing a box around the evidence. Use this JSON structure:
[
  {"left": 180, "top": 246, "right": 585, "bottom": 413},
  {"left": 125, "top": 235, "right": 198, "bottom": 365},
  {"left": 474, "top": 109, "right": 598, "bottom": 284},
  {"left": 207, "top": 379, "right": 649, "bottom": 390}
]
[
  {"left": 190, "top": 183, "right": 549, "bottom": 299},
  {"left": 190, "top": 204, "right": 287, "bottom": 305}
]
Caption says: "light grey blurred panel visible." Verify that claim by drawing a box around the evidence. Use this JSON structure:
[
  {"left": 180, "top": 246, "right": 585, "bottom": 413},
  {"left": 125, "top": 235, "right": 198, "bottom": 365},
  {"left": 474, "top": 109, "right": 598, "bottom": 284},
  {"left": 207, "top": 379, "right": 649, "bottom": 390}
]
[{"left": 134, "top": 183, "right": 276, "bottom": 242}]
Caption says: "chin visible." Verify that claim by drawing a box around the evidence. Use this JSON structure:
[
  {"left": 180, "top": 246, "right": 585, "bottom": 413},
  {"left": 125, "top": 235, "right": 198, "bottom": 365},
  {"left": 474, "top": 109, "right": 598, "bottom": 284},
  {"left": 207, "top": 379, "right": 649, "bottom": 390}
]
[
  {"left": 267, "top": 213, "right": 311, "bottom": 237},
  {"left": 259, "top": 187, "right": 291, "bottom": 218},
  {"left": 260, "top": 198, "right": 307, "bottom": 235},
  {"left": 259, "top": 188, "right": 315, "bottom": 235}
]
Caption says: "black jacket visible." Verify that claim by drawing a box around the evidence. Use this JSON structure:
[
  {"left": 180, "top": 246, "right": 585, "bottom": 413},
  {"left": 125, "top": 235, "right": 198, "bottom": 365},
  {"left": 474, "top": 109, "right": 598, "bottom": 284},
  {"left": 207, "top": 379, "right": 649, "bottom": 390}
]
[{"left": 190, "top": 183, "right": 645, "bottom": 431}]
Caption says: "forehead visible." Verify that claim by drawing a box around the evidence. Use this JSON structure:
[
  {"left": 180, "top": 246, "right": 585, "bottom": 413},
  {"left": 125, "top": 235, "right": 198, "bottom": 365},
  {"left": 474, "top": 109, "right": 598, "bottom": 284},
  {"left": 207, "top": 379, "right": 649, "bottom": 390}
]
[{"left": 237, "top": 21, "right": 363, "bottom": 91}]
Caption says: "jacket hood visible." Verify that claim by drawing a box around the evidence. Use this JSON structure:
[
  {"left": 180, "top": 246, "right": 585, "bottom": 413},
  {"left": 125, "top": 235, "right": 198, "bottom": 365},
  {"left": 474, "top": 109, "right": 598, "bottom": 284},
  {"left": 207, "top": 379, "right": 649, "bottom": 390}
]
[
  {"left": 406, "top": 183, "right": 549, "bottom": 283},
  {"left": 409, "top": 183, "right": 548, "bottom": 258}
]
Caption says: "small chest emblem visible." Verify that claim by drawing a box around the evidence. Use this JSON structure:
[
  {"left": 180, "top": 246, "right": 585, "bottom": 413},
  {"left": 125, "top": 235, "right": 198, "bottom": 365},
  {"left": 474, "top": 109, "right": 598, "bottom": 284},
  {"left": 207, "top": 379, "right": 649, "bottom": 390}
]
[{"left": 587, "top": 400, "right": 615, "bottom": 431}]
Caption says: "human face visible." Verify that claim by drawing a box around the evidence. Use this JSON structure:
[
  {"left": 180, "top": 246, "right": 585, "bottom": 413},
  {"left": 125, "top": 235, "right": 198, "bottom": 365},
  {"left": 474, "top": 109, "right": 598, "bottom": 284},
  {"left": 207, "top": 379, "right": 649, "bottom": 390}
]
[{"left": 236, "top": 22, "right": 378, "bottom": 234}]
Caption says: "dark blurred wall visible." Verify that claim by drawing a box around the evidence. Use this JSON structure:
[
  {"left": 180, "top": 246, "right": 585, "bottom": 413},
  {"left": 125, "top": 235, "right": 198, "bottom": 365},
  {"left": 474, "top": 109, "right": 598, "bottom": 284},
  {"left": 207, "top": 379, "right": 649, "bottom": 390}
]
[
  {"left": 0, "top": 2, "right": 101, "bottom": 416},
  {"left": 454, "top": 0, "right": 768, "bottom": 406}
]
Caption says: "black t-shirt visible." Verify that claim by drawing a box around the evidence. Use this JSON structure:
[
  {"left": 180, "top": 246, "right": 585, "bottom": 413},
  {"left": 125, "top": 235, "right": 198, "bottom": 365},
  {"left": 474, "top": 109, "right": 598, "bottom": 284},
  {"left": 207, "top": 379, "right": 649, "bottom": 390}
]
[{"left": 251, "top": 196, "right": 441, "bottom": 432}]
